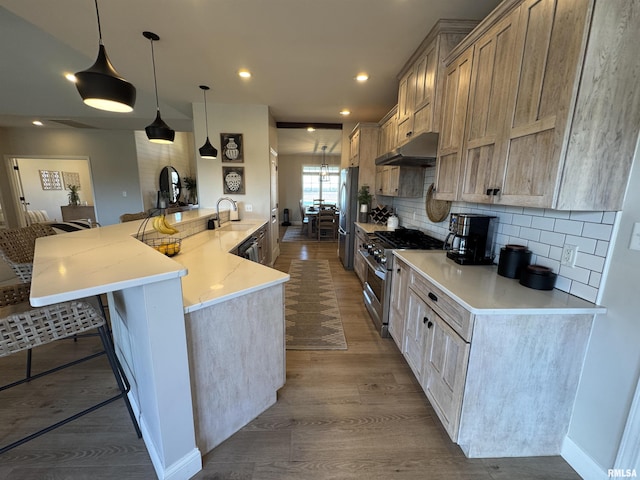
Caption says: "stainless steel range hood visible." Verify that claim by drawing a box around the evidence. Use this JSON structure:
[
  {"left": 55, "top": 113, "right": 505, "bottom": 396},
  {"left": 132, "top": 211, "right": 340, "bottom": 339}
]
[{"left": 375, "top": 132, "right": 438, "bottom": 167}]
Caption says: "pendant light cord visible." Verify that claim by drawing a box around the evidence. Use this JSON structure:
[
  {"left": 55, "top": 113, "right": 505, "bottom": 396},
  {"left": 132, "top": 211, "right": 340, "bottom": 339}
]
[
  {"left": 203, "top": 89, "right": 210, "bottom": 135},
  {"left": 94, "top": 0, "right": 103, "bottom": 45},
  {"left": 149, "top": 39, "right": 160, "bottom": 113}
]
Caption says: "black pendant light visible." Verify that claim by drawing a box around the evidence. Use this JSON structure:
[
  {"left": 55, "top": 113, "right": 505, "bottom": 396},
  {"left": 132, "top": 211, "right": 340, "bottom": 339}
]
[
  {"left": 74, "top": 0, "right": 136, "bottom": 112},
  {"left": 199, "top": 85, "right": 218, "bottom": 159},
  {"left": 143, "top": 31, "right": 175, "bottom": 144}
]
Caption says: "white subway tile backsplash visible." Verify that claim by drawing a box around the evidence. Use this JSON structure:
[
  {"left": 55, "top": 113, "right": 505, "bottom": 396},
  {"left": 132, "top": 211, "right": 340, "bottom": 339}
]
[
  {"left": 519, "top": 227, "right": 541, "bottom": 242},
  {"left": 595, "top": 240, "right": 610, "bottom": 257},
  {"left": 559, "top": 264, "right": 591, "bottom": 283},
  {"left": 582, "top": 222, "right": 613, "bottom": 240},
  {"left": 527, "top": 241, "right": 551, "bottom": 257},
  {"left": 576, "top": 252, "right": 606, "bottom": 273},
  {"left": 531, "top": 215, "right": 556, "bottom": 231},
  {"left": 565, "top": 235, "right": 597, "bottom": 254},
  {"left": 554, "top": 275, "right": 572, "bottom": 292},
  {"left": 602, "top": 211, "right": 617, "bottom": 224},
  {"left": 570, "top": 282, "right": 598, "bottom": 303},
  {"left": 554, "top": 219, "right": 584, "bottom": 236},
  {"left": 540, "top": 230, "right": 566, "bottom": 247},
  {"left": 389, "top": 189, "right": 614, "bottom": 303},
  {"left": 512, "top": 214, "right": 533, "bottom": 227},
  {"left": 570, "top": 211, "right": 604, "bottom": 223},
  {"left": 544, "top": 209, "right": 571, "bottom": 219}
]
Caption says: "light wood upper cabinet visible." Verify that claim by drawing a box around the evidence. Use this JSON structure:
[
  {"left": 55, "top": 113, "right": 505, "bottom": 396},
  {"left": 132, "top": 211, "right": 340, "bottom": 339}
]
[
  {"left": 438, "top": 0, "right": 640, "bottom": 210},
  {"left": 378, "top": 106, "right": 398, "bottom": 156},
  {"left": 349, "top": 123, "right": 379, "bottom": 197},
  {"left": 376, "top": 165, "right": 425, "bottom": 198},
  {"left": 396, "top": 20, "right": 478, "bottom": 148},
  {"left": 460, "top": 6, "right": 521, "bottom": 204},
  {"left": 433, "top": 47, "right": 474, "bottom": 202}
]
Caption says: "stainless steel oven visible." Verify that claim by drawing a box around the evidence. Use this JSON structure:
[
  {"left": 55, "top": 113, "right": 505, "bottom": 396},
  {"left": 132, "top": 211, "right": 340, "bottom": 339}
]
[{"left": 361, "top": 229, "right": 444, "bottom": 337}]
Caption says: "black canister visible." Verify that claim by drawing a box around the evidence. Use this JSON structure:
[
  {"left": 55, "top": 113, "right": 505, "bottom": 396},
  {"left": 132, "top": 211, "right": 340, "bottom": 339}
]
[{"left": 497, "top": 245, "right": 532, "bottom": 278}]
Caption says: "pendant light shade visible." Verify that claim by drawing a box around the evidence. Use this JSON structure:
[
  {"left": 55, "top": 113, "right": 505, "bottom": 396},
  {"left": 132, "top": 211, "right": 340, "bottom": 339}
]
[
  {"left": 143, "top": 31, "right": 174, "bottom": 144},
  {"left": 75, "top": 0, "right": 136, "bottom": 112},
  {"left": 199, "top": 85, "right": 217, "bottom": 159},
  {"left": 320, "top": 145, "right": 329, "bottom": 181}
]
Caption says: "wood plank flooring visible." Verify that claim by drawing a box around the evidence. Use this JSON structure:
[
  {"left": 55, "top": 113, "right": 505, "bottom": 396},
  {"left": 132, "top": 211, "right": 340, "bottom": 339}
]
[{"left": 0, "top": 233, "right": 582, "bottom": 479}]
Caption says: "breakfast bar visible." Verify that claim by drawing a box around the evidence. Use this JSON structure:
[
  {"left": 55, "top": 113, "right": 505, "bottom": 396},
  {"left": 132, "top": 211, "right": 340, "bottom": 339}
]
[{"left": 30, "top": 210, "right": 289, "bottom": 480}]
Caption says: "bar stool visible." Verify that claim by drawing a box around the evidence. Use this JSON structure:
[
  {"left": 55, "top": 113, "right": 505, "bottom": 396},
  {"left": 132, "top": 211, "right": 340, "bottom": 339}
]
[{"left": 0, "top": 283, "right": 142, "bottom": 454}]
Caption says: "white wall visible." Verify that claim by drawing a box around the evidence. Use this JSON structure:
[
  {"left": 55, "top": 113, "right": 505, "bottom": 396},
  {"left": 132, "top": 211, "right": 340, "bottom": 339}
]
[
  {"left": 278, "top": 153, "right": 341, "bottom": 223},
  {"left": 566, "top": 143, "right": 640, "bottom": 474},
  {"left": 16, "top": 157, "right": 93, "bottom": 221},
  {"left": 0, "top": 128, "right": 142, "bottom": 226},
  {"left": 192, "top": 103, "right": 272, "bottom": 220}
]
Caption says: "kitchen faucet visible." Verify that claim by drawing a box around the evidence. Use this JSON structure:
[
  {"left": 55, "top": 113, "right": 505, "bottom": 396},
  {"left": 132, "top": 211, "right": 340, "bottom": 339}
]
[{"left": 216, "top": 197, "right": 238, "bottom": 227}]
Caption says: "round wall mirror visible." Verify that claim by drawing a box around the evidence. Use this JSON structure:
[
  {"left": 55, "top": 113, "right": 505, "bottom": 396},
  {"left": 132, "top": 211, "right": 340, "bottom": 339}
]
[{"left": 159, "top": 166, "right": 181, "bottom": 204}]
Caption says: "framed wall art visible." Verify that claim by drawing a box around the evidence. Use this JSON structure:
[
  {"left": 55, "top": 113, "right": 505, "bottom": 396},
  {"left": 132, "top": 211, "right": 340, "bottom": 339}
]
[
  {"left": 39, "top": 170, "right": 62, "bottom": 190},
  {"left": 222, "top": 166, "right": 245, "bottom": 194},
  {"left": 62, "top": 171, "right": 81, "bottom": 190},
  {"left": 220, "top": 133, "right": 243, "bottom": 162}
]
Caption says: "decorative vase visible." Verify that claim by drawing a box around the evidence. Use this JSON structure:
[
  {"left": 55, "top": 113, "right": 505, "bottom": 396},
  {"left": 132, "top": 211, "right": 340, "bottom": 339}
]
[{"left": 359, "top": 203, "right": 369, "bottom": 223}]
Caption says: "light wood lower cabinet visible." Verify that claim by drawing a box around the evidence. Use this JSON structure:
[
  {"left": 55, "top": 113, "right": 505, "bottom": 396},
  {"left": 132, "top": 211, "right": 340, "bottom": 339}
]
[
  {"left": 387, "top": 258, "right": 408, "bottom": 351},
  {"left": 391, "top": 257, "right": 596, "bottom": 457},
  {"left": 353, "top": 224, "right": 369, "bottom": 285}
]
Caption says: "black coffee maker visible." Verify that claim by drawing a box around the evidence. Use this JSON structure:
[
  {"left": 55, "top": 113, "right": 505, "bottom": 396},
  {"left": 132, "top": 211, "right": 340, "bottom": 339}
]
[{"left": 445, "top": 213, "right": 497, "bottom": 265}]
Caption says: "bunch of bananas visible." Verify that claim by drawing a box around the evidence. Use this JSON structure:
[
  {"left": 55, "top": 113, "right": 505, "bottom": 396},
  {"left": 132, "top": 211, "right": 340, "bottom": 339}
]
[{"left": 152, "top": 214, "right": 180, "bottom": 235}]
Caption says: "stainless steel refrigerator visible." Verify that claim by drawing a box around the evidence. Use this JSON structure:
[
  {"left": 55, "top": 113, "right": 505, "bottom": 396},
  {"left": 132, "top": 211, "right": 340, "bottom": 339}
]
[{"left": 338, "top": 167, "right": 359, "bottom": 270}]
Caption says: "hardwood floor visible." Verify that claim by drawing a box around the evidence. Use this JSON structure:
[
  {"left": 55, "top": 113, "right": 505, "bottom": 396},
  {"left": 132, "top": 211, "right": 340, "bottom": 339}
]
[{"left": 0, "top": 234, "right": 582, "bottom": 479}]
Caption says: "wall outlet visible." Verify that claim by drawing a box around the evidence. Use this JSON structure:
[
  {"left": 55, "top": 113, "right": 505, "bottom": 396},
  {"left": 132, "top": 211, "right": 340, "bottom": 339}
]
[
  {"left": 561, "top": 244, "right": 578, "bottom": 267},
  {"left": 245, "top": 204, "right": 253, "bottom": 212}
]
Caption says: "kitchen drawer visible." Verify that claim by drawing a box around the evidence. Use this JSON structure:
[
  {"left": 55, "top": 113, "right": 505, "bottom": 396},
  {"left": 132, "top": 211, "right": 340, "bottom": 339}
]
[{"left": 410, "top": 270, "right": 473, "bottom": 341}]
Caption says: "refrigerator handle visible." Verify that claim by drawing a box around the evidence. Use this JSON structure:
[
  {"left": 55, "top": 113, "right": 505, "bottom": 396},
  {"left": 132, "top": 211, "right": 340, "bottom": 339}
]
[{"left": 338, "top": 226, "right": 347, "bottom": 236}]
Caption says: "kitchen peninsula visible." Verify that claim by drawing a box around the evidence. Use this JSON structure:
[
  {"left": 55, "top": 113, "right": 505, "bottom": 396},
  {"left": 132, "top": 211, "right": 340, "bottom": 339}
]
[{"left": 30, "top": 209, "right": 288, "bottom": 480}]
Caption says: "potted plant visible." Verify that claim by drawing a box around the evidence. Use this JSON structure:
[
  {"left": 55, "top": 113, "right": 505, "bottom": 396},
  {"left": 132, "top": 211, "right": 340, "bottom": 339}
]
[
  {"left": 357, "top": 186, "right": 372, "bottom": 223},
  {"left": 183, "top": 176, "right": 197, "bottom": 205},
  {"left": 67, "top": 184, "right": 80, "bottom": 206}
]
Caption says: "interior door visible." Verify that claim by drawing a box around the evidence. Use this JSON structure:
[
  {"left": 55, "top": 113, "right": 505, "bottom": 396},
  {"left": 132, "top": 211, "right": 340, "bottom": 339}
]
[{"left": 269, "top": 147, "right": 280, "bottom": 264}]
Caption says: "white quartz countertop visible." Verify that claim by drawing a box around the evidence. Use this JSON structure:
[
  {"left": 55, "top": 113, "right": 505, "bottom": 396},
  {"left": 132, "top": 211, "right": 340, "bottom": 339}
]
[
  {"left": 354, "top": 222, "right": 395, "bottom": 234},
  {"left": 31, "top": 209, "right": 288, "bottom": 311},
  {"left": 395, "top": 250, "right": 606, "bottom": 315}
]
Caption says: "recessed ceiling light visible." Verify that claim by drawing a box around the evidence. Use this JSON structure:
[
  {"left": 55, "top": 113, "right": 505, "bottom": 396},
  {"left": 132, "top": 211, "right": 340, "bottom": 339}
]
[
  {"left": 65, "top": 73, "right": 77, "bottom": 83},
  {"left": 32, "top": 120, "right": 44, "bottom": 126},
  {"left": 339, "top": 110, "right": 351, "bottom": 116},
  {"left": 238, "top": 70, "right": 251, "bottom": 78},
  {"left": 307, "top": 127, "right": 316, "bottom": 132},
  {"left": 355, "top": 73, "right": 369, "bottom": 82}
]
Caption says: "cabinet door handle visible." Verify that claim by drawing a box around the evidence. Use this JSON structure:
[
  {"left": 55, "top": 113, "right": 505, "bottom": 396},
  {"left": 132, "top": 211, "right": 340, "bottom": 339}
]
[
  {"left": 396, "top": 268, "right": 401, "bottom": 274},
  {"left": 486, "top": 188, "right": 493, "bottom": 196},
  {"left": 427, "top": 321, "right": 433, "bottom": 329},
  {"left": 493, "top": 188, "right": 501, "bottom": 196},
  {"left": 406, "top": 131, "right": 413, "bottom": 137},
  {"left": 428, "top": 292, "right": 438, "bottom": 302},
  {"left": 423, "top": 316, "right": 429, "bottom": 324}
]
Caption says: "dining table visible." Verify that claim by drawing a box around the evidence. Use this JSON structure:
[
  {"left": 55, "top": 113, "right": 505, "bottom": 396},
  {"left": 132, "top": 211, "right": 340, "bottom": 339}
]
[{"left": 304, "top": 207, "right": 339, "bottom": 238}]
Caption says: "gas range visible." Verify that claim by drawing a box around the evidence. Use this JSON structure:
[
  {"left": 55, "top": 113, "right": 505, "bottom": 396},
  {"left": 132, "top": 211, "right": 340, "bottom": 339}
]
[
  {"left": 360, "top": 228, "right": 444, "bottom": 338},
  {"left": 364, "top": 229, "right": 444, "bottom": 270}
]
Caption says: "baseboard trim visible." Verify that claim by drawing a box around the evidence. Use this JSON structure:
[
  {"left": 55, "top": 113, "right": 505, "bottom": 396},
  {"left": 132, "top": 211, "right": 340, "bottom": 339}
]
[{"left": 562, "top": 435, "right": 608, "bottom": 480}]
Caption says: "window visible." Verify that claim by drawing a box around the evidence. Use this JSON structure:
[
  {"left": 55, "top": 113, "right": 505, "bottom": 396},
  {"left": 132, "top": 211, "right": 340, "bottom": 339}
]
[{"left": 302, "top": 165, "right": 340, "bottom": 207}]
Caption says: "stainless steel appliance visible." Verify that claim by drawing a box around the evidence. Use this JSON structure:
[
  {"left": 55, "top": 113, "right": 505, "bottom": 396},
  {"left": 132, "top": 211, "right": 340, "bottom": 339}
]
[
  {"left": 445, "top": 213, "right": 497, "bottom": 265},
  {"left": 338, "top": 167, "right": 359, "bottom": 269},
  {"left": 360, "top": 228, "right": 444, "bottom": 336}
]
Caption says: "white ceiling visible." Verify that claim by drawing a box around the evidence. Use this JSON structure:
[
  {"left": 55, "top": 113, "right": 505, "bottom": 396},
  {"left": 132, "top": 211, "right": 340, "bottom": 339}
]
[{"left": 0, "top": 0, "right": 501, "bottom": 154}]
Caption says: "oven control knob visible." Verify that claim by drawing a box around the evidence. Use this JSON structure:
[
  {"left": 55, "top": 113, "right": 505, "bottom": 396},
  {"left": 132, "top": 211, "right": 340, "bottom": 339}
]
[{"left": 379, "top": 255, "right": 387, "bottom": 265}]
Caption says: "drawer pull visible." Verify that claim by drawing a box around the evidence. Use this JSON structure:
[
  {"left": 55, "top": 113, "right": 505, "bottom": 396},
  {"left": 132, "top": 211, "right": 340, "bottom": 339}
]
[{"left": 428, "top": 292, "right": 438, "bottom": 302}]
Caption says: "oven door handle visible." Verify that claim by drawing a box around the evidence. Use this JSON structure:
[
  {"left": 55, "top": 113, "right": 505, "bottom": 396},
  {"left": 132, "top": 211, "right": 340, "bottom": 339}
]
[{"left": 374, "top": 269, "right": 386, "bottom": 280}]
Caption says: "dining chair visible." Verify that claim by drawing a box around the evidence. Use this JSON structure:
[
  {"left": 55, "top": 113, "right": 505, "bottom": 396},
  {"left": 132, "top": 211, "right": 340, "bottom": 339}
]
[
  {"left": 0, "top": 223, "right": 56, "bottom": 283},
  {"left": 0, "top": 283, "right": 142, "bottom": 454},
  {"left": 316, "top": 208, "right": 338, "bottom": 241},
  {"left": 298, "top": 200, "right": 310, "bottom": 235}
]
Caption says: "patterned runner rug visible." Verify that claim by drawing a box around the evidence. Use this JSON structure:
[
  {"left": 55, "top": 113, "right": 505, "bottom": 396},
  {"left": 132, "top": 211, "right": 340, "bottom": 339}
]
[
  {"left": 282, "top": 225, "right": 314, "bottom": 242},
  {"left": 285, "top": 259, "right": 347, "bottom": 350}
]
